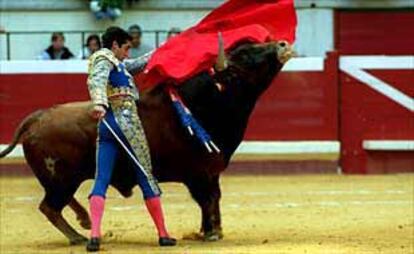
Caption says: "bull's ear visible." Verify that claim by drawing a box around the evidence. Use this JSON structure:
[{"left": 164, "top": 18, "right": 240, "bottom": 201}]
[{"left": 215, "top": 32, "right": 228, "bottom": 71}]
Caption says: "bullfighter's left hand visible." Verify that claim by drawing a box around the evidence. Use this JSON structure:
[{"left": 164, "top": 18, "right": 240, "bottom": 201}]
[{"left": 91, "top": 105, "right": 106, "bottom": 120}]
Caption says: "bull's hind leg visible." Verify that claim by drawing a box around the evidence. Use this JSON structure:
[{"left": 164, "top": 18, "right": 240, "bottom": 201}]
[
  {"left": 39, "top": 191, "right": 88, "bottom": 245},
  {"left": 185, "top": 174, "right": 223, "bottom": 241},
  {"left": 69, "top": 198, "right": 91, "bottom": 230}
]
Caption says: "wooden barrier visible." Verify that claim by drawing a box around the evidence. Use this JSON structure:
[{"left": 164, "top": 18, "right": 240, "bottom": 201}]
[{"left": 1, "top": 55, "right": 413, "bottom": 173}]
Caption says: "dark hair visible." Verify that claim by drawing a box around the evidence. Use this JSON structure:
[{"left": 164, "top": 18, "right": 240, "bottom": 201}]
[
  {"left": 86, "top": 34, "right": 101, "bottom": 48},
  {"left": 101, "top": 26, "right": 132, "bottom": 49},
  {"left": 51, "top": 32, "right": 64, "bottom": 42},
  {"left": 128, "top": 24, "right": 142, "bottom": 36}
]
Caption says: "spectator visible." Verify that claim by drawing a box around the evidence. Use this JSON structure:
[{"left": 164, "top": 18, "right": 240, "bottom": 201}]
[
  {"left": 127, "top": 24, "right": 153, "bottom": 58},
  {"left": 78, "top": 34, "right": 101, "bottom": 59},
  {"left": 38, "top": 32, "right": 74, "bottom": 60},
  {"left": 166, "top": 27, "right": 181, "bottom": 40}
]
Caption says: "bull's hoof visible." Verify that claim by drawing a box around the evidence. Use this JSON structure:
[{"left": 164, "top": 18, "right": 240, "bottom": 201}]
[
  {"left": 69, "top": 235, "right": 88, "bottom": 245},
  {"left": 203, "top": 230, "right": 223, "bottom": 242},
  {"left": 182, "top": 231, "right": 223, "bottom": 242}
]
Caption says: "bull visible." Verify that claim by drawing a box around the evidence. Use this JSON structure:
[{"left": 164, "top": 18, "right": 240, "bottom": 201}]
[{"left": 0, "top": 39, "right": 293, "bottom": 244}]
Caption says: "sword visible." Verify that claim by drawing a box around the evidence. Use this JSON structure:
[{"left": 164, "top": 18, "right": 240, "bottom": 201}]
[{"left": 101, "top": 118, "right": 150, "bottom": 179}]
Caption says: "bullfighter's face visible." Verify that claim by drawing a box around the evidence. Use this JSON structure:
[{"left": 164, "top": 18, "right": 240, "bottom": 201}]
[{"left": 112, "top": 40, "right": 131, "bottom": 61}]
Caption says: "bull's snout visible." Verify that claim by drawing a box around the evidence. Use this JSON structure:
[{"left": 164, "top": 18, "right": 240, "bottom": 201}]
[{"left": 275, "top": 40, "right": 295, "bottom": 64}]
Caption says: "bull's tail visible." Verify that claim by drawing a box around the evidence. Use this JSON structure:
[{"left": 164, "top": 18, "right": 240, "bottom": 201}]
[{"left": 0, "top": 110, "right": 44, "bottom": 158}]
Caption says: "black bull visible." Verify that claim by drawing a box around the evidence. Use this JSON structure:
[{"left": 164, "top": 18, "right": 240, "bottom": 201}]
[{"left": 0, "top": 41, "right": 292, "bottom": 244}]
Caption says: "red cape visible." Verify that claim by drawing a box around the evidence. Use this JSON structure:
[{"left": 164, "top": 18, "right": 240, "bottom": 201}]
[{"left": 140, "top": 0, "right": 297, "bottom": 90}]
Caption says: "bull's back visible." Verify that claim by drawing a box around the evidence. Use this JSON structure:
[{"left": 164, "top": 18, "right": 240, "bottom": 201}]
[{"left": 25, "top": 101, "right": 96, "bottom": 144}]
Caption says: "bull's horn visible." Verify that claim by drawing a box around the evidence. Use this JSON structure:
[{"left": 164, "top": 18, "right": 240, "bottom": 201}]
[{"left": 215, "top": 32, "right": 228, "bottom": 71}]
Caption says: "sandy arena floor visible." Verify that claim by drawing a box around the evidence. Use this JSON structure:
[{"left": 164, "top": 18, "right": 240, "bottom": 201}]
[{"left": 0, "top": 173, "right": 413, "bottom": 254}]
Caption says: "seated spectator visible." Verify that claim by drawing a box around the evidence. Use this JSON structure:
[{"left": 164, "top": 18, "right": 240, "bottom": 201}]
[
  {"left": 127, "top": 24, "right": 153, "bottom": 58},
  {"left": 78, "top": 34, "right": 101, "bottom": 59},
  {"left": 167, "top": 27, "right": 181, "bottom": 40},
  {"left": 38, "top": 32, "right": 74, "bottom": 60}
]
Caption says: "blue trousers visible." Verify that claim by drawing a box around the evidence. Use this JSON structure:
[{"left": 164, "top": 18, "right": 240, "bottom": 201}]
[{"left": 90, "top": 108, "right": 160, "bottom": 199}]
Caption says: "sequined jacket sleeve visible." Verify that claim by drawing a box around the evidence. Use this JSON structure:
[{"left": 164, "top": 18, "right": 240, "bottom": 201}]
[{"left": 87, "top": 56, "right": 114, "bottom": 108}]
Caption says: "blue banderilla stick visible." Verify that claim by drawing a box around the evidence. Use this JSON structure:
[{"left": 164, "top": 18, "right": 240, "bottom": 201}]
[{"left": 101, "top": 118, "right": 150, "bottom": 179}]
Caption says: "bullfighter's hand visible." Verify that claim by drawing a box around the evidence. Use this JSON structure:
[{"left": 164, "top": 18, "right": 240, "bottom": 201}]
[{"left": 91, "top": 105, "right": 106, "bottom": 120}]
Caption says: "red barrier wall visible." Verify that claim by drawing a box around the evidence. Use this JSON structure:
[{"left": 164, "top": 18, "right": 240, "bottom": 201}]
[
  {"left": 245, "top": 53, "right": 338, "bottom": 141},
  {"left": 336, "top": 10, "right": 414, "bottom": 55},
  {"left": 1, "top": 55, "right": 413, "bottom": 174},
  {"left": 0, "top": 60, "right": 335, "bottom": 143},
  {"left": 340, "top": 68, "right": 414, "bottom": 173},
  {"left": 0, "top": 74, "right": 89, "bottom": 143}
]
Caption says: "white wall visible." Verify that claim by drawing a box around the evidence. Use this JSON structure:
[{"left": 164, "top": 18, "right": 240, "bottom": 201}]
[
  {"left": 0, "top": 8, "right": 333, "bottom": 60},
  {"left": 0, "top": 10, "right": 209, "bottom": 60},
  {"left": 296, "top": 9, "right": 334, "bottom": 57}
]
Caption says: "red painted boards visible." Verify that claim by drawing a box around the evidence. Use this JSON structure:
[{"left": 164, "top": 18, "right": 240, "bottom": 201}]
[
  {"left": 244, "top": 71, "right": 338, "bottom": 140},
  {"left": 1, "top": 70, "right": 337, "bottom": 143},
  {"left": 0, "top": 74, "right": 89, "bottom": 144},
  {"left": 336, "top": 10, "right": 414, "bottom": 55},
  {"left": 340, "top": 69, "right": 414, "bottom": 174}
]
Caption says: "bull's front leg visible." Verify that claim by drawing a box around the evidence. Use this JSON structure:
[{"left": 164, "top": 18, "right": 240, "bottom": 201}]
[{"left": 185, "top": 174, "right": 223, "bottom": 241}]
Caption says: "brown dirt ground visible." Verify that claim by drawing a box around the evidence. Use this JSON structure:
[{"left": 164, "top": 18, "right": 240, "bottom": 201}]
[{"left": 0, "top": 174, "right": 413, "bottom": 254}]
